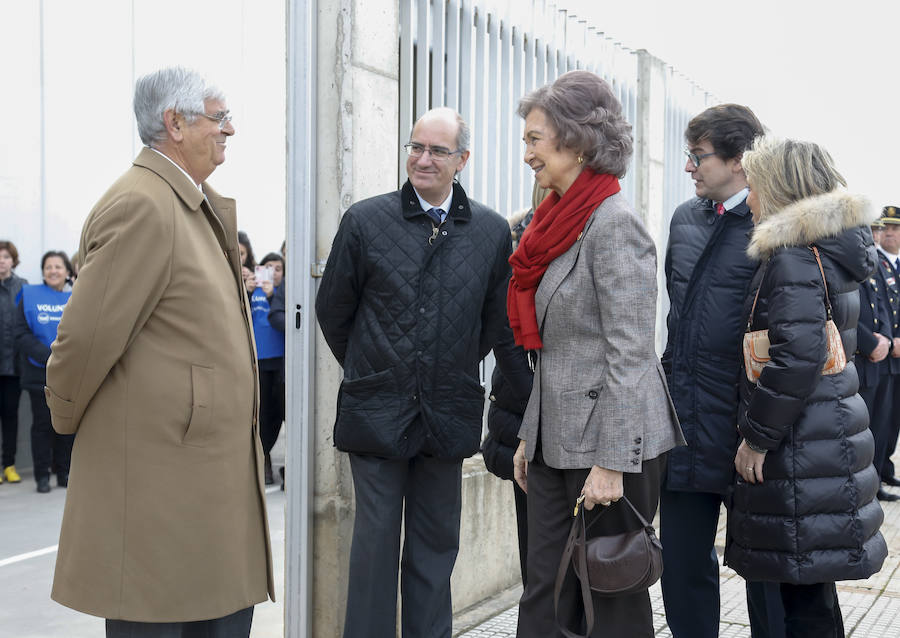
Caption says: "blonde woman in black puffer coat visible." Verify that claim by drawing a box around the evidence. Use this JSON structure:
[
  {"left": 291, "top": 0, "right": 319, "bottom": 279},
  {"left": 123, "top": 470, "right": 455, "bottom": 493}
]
[{"left": 726, "top": 137, "right": 887, "bottom": 637}]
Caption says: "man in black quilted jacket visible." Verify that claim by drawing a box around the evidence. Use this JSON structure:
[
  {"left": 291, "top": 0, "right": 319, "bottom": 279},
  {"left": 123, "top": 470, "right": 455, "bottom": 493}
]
[{"left": 315, "top": 107, "right": 513, "bottom": 638}]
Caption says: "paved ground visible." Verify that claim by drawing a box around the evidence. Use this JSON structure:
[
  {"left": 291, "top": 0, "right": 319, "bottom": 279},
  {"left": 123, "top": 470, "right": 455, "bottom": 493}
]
[
  {"left": 0, "top": 442, "right": 287, "bottom": 638},
  {"left": 2, "top": 440, "right": 899, "bottom": 637},
  {"left": 457, "top": 466, "right": 900, "bottom": 637}
]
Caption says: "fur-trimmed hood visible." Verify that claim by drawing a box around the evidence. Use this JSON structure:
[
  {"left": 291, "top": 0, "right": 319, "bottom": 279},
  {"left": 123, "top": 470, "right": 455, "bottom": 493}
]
[{"left": 747, "top": 191, "right": 874, "bottom": 260}]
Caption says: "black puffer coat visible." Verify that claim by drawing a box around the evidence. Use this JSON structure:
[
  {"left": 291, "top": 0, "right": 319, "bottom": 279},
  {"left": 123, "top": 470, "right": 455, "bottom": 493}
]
[
  {"left": 662, "top": 197, "right": 758, "bottom": 493},
  {"left": 725, "top": 191, "right": 887, "bottom": 585},
  {"left": 316, "top": 180, "right": 512, "bottom": 460},
  {"left": 481, "top": 351, "right": 532, "bottom": 480},
  {"left": 0, "top": 273, "right": 27, "bottom": 376}
]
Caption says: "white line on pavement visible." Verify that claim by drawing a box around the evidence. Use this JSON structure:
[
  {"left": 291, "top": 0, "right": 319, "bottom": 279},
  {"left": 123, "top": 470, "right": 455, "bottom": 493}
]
[
  {"left": 0, "top": 545, "right": 58, "bottom": 568},
  {"left": 0, "top": 488, "right": 281, "bottom": 568}
]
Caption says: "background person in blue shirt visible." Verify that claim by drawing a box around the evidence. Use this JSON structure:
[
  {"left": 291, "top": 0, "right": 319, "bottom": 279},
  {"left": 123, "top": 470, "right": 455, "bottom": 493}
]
[
  {"left": 252, "top": 252, "right": 285, "bottom": 485},
  {"left": 14, "top": 251, "right": 74, "bottom": 493}
]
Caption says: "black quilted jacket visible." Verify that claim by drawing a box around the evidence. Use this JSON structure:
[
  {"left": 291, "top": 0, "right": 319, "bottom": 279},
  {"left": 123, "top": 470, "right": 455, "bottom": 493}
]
[
  {"left": 316, "top": 180, "right": 513, "bottom": 460},
  {"left": 725, "top": 191, "right": 887, "bottom": 584}
]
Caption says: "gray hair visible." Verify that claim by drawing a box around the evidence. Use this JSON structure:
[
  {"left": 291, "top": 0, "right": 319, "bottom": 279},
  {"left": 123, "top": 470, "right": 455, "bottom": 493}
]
[
  {"left": 518, "top": 70, "right": 633, "bottom": 178},
  {"left": 133, "top": 67, "right": 225, "bottom": 146},
  {"left": 410, "top": 107, "right": 470, "bottom": 152}
]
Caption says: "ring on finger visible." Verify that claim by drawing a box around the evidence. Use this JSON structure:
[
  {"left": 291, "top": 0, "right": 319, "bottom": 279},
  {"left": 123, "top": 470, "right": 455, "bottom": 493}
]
[
  {"left": 600, "top": 501, "right": 611, "bottom": 506},
  {"left": 746, "top": 466, "right": 754, "bottom": 472}
]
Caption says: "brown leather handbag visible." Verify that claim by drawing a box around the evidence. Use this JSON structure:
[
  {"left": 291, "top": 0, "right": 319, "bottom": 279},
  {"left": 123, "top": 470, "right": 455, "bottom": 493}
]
[
  {"left": 553, "top": 495, "right": 663, "bottom": 638},
  {"left": 743, "top": 245, "right": 847, "bottom": 383}
]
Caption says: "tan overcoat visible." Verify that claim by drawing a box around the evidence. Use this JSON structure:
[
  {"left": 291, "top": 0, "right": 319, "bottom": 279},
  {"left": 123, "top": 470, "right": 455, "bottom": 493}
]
[{"left": 45, "top": 148, "right": 274, "bottom": 622}]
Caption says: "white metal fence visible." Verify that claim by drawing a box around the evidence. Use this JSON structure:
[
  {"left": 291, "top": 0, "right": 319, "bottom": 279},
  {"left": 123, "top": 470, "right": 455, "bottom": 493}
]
[{"left": 399, "top": 0, "right": 715, "bottom": 221}]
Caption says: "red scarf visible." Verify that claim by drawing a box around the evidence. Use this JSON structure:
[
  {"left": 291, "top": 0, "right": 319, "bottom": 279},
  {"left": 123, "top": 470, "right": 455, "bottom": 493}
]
[{"left": 507, "top": 169, "right": 620, "bottom": 350}]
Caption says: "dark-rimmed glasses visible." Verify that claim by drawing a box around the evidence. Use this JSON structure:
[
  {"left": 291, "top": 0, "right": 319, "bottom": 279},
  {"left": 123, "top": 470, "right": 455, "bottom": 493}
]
[
  {"left": 684, "top": 148, "right": 716, "bottom": 167},
  {"left": 404, "top": 143, "right": 463, "bottom": 161}
]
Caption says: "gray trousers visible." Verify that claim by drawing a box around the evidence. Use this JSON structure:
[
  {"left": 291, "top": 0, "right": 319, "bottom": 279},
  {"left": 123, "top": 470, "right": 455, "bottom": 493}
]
[
  {"left": 105, "top": 606, "right": 253, "bottom": 638},
  {"left": 343, "top": 452, "right": 463, "bottom": 638}
]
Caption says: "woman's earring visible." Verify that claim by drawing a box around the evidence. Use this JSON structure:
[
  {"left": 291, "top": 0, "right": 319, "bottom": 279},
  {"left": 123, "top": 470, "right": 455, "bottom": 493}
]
[{"left": 577, "top": 156, "right": 584, "bottom": 164}]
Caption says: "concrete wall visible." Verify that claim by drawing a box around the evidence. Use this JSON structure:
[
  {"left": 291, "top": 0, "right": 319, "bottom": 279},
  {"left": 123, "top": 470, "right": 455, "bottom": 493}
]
[{"left": 309, "top": 0, "right": 399, "bottom": 634}]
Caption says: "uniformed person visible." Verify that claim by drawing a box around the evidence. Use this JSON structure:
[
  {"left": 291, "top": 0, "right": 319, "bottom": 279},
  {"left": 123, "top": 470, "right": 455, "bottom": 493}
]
[
  {"left": 872, "top": 219, "right": 884, "bottom": 248},
  {"left": 857, "top": 216, "right": 895, "bottom": 501},
  {"left": 873, "top": 206, "right": 900, "bottom": 499}
]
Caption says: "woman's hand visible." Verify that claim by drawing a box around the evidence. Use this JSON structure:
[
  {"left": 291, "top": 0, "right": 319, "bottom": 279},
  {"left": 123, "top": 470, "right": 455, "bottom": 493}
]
[
  {"left": 261, "top": 280, "right": 274, "bottom": 297},
  {"left": 735, "top": 439, "right": 767, "bottom": 483},
  {"left": 513, "top": 440, "right": 528, "bottom": 494},
  {"left": 582, "top": 465, "right": 623, "bottom": 510}
]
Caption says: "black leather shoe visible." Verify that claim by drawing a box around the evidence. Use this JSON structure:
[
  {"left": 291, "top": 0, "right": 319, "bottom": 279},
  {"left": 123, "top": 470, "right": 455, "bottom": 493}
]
[
  {"left": 57, "top": 472, "right": 68, "bottom": 488},
  {"left": 877, "top": 488, "right": 900, "bottom": 502},
  {"left": 883, "top": 476, "right": 900, "bottom": 487},
  {"left": 36, "top": 477, "right": 51, "bottom": 493}
]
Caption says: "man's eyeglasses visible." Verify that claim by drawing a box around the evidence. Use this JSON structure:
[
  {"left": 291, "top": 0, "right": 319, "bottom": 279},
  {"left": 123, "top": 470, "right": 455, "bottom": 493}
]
[
  {"left": 404, "top": 143, "right": 463, "bottom": 161},
  {"left": 684, "top": 148, "right": 716, "bottom": 167},
  {"left": 198, "top": 110, "right": 233, "bottom": 130}
]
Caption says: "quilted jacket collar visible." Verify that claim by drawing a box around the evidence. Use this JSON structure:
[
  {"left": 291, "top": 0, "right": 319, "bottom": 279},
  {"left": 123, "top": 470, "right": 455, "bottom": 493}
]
[{"left": 401, "top": 180, "right": 472, "bottom": 223}]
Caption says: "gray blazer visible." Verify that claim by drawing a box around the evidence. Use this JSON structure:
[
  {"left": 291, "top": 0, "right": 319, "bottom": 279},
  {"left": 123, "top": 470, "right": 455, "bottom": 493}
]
[{"left": 519, "top": 192, "right": 684, "bottom": 472}]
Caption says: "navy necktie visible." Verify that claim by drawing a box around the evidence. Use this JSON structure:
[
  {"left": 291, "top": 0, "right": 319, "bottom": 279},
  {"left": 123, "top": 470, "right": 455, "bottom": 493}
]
[{"left": 426, "top": 207, "right": 443, "bottom": 224}]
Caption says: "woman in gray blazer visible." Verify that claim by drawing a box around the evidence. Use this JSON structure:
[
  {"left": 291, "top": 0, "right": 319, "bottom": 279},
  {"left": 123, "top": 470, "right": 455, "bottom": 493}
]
[{"left": 510, "top": 71, "right": 684, "bottom": 637}]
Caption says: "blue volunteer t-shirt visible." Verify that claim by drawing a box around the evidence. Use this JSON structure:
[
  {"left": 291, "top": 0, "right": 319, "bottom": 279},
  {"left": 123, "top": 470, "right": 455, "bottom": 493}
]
[
  {"left": 19, "top": 284, "right": 71, "bottom": 368},
  {"left": 251, "top": 287, "right": 285, "bottom": 361}
]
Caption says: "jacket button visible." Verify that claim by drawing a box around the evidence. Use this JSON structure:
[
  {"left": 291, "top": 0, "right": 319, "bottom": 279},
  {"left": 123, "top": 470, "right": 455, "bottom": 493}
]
[
  {"left": 587, "top": 390, "right": 598, "bottom": 399},
  {"left": 634, "top": 437, "right": 642, "bottom": 444},
  {"left": 419, "top": 307, "right": 425, "bottom": 313},
  {"left": 489, "top": 394, "right": 496, "bottom": 401},
  {"left": 633, "top": 448, "right": 641, "bottom": 455},
  {"left": 631, "top": 458, "right": 640, "bottom": 465},
  {"left": 412, "top": 394, "right": 417, "bottom": 401}
]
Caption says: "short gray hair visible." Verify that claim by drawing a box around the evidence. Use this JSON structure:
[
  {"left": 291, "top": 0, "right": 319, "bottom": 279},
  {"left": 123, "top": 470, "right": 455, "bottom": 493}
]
[
  {"left": 133, "top": 67, "right": 225, "bottom": 146},
  {"left": 518, "top": 70, "right": 633, "bottom": 178},
  {"left": 409, "top": 107, "right": 470, "bottom": 152}
]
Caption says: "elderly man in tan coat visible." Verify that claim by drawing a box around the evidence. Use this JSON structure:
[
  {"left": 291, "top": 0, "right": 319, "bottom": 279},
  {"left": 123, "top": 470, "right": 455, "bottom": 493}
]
[{"left": 44, "top": 67, "right": 273, "bottom": 637}]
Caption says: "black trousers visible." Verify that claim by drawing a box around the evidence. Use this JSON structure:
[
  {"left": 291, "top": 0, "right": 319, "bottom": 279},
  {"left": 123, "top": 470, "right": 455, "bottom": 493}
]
[
  {"left": 780, "top": 582, "right": 844, "bottom": 637},
  {"left": 660, "top": 485, "right": 785, "bottom": 638},
  {"left": 516, "top": 452, "right": 663, "bottom": 638},
  {"left": 880, "top": 374, "right": 900, "bottom": 480},
  {"left": 258, "top": 366, "right": 284, "bottom": 454},
  {"left": 343, "top": 452, "right": 462, "bottom": 638},
  {"left": 105, "top": 606, "right": 253, "bottom": 638},
  {"left": 513, "top": 480, "right": 529, "bottom": 587},
  {"left": 859, "top": 375, "right": 895, "bottom": 480},
  {"left": 28, "top": 389, "right": 74, "bottom": 481},
  {"left": 0, "top": 375, "right": 20, "bottom": 468}
]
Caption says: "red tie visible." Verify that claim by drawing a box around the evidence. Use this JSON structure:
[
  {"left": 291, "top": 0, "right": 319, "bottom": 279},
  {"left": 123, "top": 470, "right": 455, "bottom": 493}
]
[{"left": 716, "top": 203, "right": 725, "bottom": 216}]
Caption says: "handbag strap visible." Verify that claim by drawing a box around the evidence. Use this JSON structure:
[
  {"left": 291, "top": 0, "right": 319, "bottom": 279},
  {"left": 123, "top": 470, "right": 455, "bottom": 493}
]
[
  {"left": 745, "top": 261, "right": 769, "bottom": 333},
  {"left": 552, "top": 495, "right": 651, "bottom": 638},
  {"left": 554, "top": 502, "right": 595, "bottom": 638},
  {"left": 808, "top": 245, "right": 834, "bottom": 320}
]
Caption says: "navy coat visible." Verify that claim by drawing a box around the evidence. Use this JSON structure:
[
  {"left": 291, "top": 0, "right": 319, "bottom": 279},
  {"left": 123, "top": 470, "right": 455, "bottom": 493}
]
[
  {"left": 854, "top": 271, "right": 891, "bottom": 389},
  {"left": 662, "top": 197, "right": 758, "bottom": 494}
]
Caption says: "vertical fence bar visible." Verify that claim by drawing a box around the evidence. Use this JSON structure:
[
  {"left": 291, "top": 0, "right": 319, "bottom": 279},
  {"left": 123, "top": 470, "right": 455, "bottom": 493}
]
[
  {"left": 446, "top": 0, "right": 460, "bottom": 111},
  {"left": 415, "top": 0, "right": 431, "bottom": 117},
  {"left": 399, "top": 0, "right": 415, "bottom": 184},
  {"left": 472, "top": 4, "right": 487, "bottom": 202},
  {"left": 458, "top": 0, "right": 473, "bottom": 192},
  {"left": 431, "top": 0, "right": 445, "bottom": 107}
]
